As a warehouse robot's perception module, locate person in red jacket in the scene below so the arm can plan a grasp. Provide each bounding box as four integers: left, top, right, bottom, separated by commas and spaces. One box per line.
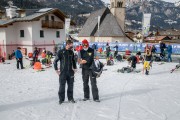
79, 44, 83, 51
75, 45, 79, 52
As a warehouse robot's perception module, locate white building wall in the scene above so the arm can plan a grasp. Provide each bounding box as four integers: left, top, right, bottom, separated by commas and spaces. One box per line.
0, 29, 6, 57
3, 25, 16, 55
78, 37, 95, 42
15, 22, 33, 54
4, 22, 33, 55
32, 14, 65, 53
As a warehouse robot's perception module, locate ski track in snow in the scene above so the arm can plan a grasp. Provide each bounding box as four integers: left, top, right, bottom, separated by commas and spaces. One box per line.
0, 59, 180, 120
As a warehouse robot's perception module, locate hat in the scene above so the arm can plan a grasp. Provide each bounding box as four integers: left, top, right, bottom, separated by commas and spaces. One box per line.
82, 39, 89, 47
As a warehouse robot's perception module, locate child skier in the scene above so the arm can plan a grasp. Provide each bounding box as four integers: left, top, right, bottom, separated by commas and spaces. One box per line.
143, 49, 152, 75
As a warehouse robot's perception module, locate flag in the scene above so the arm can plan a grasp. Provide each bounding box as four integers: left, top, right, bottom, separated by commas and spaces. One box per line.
65, 18, 71, 40
142, 13, 151, 36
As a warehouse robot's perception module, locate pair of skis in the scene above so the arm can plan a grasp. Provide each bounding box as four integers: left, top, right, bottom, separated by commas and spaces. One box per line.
171, 64, 180, 73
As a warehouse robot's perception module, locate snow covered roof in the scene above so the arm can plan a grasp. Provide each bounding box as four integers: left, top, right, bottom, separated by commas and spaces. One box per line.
0, 8, 74, 27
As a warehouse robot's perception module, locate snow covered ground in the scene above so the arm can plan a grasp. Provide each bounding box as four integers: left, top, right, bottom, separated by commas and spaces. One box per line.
0, 59, 180, 120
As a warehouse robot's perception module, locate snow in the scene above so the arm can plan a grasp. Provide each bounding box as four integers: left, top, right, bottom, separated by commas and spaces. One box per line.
0, 59, 180, 120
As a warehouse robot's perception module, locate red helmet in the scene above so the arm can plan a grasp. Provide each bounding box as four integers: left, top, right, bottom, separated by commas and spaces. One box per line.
82, 39, 89, 47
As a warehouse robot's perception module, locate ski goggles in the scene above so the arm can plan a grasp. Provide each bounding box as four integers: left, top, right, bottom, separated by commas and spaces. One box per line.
82, 44, 88, 47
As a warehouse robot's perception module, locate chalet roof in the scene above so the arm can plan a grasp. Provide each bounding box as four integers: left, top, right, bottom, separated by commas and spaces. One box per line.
159, 29, 180, 36
79, 7, 127, 37
0, 8, 73, 27
156, 36, 171, 41
78, 8, 107, 37
94, 13, 125, 37
145, 36, 171, 41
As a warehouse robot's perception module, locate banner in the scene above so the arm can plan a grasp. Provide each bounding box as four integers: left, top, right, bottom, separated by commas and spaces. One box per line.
65, 18, 71, 40
72, 42, 180, 54
142, 13, 151, 36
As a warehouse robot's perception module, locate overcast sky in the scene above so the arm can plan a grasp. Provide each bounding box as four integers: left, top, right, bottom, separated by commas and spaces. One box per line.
102, 0, 179, 4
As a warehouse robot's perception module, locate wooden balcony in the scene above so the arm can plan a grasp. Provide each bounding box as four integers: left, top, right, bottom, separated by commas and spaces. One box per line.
42, 20, 64, 29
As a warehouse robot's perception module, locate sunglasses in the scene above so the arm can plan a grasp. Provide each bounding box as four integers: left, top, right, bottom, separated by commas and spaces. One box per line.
82, 44, 88, 47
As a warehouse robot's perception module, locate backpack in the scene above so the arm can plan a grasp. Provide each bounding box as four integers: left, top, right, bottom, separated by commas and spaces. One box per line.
90, 60, 104, 78
116, 54, 122, 62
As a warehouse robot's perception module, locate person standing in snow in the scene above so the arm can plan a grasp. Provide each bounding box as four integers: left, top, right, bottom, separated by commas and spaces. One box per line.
78, 39, 100, 102
151, 45, 157, 55
113, 41, 119, 58
106, 43, 111, 59
54, 40, 77, 104
160, 41, 166, 57
143, 49, 152, 75
167, 42, 172, 62
33, 47, 39, 63
15, 47, 24, 69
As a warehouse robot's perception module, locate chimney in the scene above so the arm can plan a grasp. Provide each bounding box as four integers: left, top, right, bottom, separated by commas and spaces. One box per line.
5, 1, 18, 19
16, 9, 26, 18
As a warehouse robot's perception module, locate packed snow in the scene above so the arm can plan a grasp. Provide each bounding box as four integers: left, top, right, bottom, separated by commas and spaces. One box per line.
0, 59, 180, 120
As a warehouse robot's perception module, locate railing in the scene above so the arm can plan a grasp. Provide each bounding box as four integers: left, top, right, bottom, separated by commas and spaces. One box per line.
42, 20, 64, 29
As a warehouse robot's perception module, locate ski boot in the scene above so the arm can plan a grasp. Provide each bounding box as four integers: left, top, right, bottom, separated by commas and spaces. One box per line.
145, 69, 149, 75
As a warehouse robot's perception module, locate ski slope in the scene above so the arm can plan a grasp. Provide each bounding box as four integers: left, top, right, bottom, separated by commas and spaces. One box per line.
0, 59, 180, 120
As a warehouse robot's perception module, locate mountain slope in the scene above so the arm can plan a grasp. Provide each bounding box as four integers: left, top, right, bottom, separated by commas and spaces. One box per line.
126, 0, 180, 30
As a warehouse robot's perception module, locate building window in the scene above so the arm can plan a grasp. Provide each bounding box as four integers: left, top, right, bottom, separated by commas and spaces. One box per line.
20, 30, 24, 37
45, 15, 49, 21
40, 30, 44, 38
117, 2, 123, 7
56, 31, 60, 38
51, 16, 55, 21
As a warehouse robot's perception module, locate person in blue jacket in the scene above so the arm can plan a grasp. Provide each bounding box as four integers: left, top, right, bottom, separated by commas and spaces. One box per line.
167, 43, 172, 62
15, 47, 24, 69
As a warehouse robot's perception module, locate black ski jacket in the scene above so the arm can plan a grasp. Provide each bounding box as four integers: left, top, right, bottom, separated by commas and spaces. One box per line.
54, 49, 77, 72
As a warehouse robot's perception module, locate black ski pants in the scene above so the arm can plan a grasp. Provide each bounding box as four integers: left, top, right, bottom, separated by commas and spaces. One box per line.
58, 71, 74, 101
16, 58, 24, 69
82, 69, 99, 100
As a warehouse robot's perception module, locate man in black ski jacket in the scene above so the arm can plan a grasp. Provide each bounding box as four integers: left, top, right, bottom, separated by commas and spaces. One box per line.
78, 39, 100, 102
54, 40, 77, 104
33, 47, 39, 64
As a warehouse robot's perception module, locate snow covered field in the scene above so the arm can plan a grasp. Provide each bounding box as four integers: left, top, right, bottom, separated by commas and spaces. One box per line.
0, 59, 180, 120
